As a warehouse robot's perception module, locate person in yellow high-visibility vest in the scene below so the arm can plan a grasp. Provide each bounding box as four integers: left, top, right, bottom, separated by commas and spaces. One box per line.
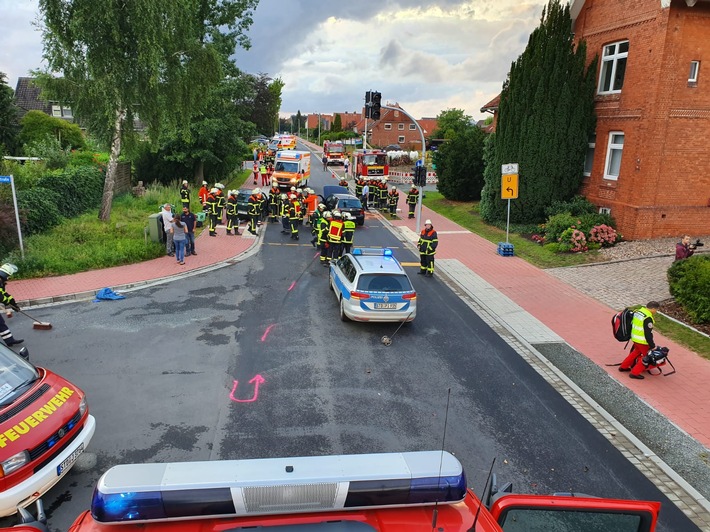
618, 301, 659, 379
327, 210, 344, 261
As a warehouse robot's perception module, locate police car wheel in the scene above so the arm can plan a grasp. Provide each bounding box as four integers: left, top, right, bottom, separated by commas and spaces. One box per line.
340, 297, 349, 322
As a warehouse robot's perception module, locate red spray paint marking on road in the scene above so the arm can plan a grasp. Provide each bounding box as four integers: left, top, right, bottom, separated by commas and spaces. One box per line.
261, 323, 275, 342
230, 375, 265, 403
288, 281, 296, 291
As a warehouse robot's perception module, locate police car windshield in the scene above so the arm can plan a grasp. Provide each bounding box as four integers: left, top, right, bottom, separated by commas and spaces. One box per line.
276, 162, 298, 172
357, 274, 412, 292
0, 346, 39, 405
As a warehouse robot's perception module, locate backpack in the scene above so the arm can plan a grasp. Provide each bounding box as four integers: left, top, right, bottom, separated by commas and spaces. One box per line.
611, 308, 634, 342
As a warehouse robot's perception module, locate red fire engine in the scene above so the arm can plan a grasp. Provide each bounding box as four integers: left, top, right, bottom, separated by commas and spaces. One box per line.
354, 149, 388, 179
15, 451, 660, 532
323, 140, 346, 165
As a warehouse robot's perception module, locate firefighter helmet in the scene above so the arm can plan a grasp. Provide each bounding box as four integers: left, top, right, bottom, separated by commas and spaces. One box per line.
324, 211, 332, 218
253, 188, 261, 194
210, 188, 218, 193
0, 263, 18, 280
333, 210, 342, 218
280, 193, 287, 200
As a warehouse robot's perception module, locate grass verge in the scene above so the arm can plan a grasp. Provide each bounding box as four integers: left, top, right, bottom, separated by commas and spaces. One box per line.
423, 191, 710, 359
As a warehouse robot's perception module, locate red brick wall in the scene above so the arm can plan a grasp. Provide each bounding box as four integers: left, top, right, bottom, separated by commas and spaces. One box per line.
574, 0, 710, 239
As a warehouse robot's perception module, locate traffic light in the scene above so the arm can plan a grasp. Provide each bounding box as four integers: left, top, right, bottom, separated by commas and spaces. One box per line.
412, 165, 427, 186
371, 92, 381, 120
365, 91, 372, 118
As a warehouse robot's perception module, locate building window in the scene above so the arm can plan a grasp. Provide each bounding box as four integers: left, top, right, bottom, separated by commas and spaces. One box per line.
398, 135, 405, 143
689, 60, 700, 83
51, 104, 62, 117
583, 134, 596, 176
384, 123, 392, 130
599, 207, 611, 215
409, 124, 416, 130
62, 107, 73, 118
394, 110, 399, 117
598, 40, 628, 94
603, 132, 624, 181
398, 123, 404, 130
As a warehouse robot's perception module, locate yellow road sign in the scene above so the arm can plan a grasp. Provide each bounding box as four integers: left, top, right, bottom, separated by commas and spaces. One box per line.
501, 173, 519, 199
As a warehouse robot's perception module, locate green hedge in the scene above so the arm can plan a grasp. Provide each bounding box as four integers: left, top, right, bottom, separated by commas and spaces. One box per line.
667, 255, 710, 324
36, 165, 104, 218
16, 187, 63, 235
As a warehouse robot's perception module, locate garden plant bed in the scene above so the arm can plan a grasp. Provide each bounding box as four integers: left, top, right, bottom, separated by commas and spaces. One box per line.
660, 299, 710, 337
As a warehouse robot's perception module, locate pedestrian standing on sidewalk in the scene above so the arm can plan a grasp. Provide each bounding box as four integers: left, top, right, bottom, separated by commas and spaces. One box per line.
180, 206, 197, 255
0, 264, 23, 347
618, 301, 659, 379
343, 156, 349, 176
161, 203, 175, 256
170, 215, 188, 265
418, 219, 438, 277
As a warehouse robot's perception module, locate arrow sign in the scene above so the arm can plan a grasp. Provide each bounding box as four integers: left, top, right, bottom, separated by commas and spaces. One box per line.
501, 173, 519, 199
230, 374, 265, 403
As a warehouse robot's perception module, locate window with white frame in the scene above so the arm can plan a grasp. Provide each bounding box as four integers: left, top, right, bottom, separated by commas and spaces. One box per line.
398, 123, 404, 130
689, 60, 700, 83
409, 124, 416, 130
394, 110, 399, 117
398, 135, 405, 143
603, 132, 624, 180
583, 134, 596, 176
51, 104, 62, 117
384, 123, 392, 130
598, 40, 628, 94
62, 107, 73, 118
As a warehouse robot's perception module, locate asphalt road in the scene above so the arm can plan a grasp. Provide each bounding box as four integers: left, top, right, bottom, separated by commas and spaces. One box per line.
2, 154, 699, 531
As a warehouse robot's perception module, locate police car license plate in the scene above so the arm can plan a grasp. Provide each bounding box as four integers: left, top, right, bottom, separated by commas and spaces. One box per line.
375, 303, 397, 309
57, 443, 84, 476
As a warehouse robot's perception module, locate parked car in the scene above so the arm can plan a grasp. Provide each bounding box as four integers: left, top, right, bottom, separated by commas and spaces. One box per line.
383, 144, 402, 152
321, 193, 365, 226
236, 190, 251, 221
329, 248, 416, 322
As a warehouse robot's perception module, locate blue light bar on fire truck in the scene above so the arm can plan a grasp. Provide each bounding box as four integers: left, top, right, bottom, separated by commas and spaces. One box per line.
91, 451, 466, 524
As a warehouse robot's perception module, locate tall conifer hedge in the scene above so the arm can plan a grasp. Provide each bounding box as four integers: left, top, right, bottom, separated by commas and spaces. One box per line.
480, 0, 597, 224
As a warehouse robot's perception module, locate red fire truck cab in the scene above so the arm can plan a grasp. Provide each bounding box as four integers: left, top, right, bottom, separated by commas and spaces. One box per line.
34, 451, 660, 532
0, 345, 95, 518
354, 149, 388, 179
324, 141, 346, 165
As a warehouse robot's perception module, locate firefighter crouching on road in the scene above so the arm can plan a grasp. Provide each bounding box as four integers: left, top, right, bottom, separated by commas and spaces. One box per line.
407, 185, 418, 219
319, 211, 332, 265
418, 219, 438, 277
618, 301, 660, 379
206, 188, 219, 237
0, 264, 23, 347
342, 213, 356, 254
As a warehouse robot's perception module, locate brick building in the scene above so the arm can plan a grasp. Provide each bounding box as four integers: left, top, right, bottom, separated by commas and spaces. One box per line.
572, 0, 710, 239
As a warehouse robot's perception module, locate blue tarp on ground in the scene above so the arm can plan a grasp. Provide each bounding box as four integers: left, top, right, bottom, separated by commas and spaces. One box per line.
93, 287, 125, 302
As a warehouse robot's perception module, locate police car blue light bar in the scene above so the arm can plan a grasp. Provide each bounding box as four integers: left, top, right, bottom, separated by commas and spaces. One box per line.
352, 247, 393, 257
91, 451, 466, 523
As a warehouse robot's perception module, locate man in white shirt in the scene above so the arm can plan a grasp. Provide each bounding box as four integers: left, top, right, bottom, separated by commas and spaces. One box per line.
161, 203, 174, 256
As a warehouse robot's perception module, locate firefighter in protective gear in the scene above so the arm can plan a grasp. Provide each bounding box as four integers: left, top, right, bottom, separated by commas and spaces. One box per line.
339, 178, 349, 188
388, 186, 399, 217
355, 177, 364, 199
288, 196, 301, 240
311, 203, 326, 247
257, 189, 268, 223
225, 190, 240, 235
378, 179, 388, 210
328, 210, 344, 260
418, 219, 438, 276
180, 180, 191, 209
407, 185, 418, 219
0, 264, 23, 346
198, 181, 209, 207
269, 182, 281, 222
215, 184, 226, 224
319, 212, 332, 265
342, 212, 356, 254
618, 301, 660, 379
280, 193, 290, 233
206, 188, 220, 236
247, 188, 261, 235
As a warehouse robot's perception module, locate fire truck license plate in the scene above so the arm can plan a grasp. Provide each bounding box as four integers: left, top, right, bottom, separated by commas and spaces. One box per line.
57, 443, 84, 476
375, 303, 397, 309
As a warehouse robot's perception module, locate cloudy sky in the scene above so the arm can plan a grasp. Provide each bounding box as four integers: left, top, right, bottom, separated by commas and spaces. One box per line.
0, 0, 549, 121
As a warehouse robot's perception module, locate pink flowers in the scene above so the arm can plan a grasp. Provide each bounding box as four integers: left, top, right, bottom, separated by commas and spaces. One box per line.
589, 224, 618, 247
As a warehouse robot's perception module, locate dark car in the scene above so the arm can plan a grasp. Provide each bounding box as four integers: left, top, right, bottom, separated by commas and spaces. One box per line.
321, 193, 365, 226
236, 190, 251, 220
383, 144, 402, 152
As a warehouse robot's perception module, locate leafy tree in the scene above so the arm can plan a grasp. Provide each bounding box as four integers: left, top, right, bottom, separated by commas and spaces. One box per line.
36, 0, 258, 221
0, 72, 19, 155
332, 113, 342, 133
479, 0, 597, 224
18, 110, 85, 151
432, 109, 486, 200
245, 73, 283, 136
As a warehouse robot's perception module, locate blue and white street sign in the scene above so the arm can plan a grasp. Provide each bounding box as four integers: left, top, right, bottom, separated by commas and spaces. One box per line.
0, 175, 11, 183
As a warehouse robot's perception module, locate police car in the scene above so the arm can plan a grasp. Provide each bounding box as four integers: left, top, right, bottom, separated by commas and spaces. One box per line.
329, 248, 416, 322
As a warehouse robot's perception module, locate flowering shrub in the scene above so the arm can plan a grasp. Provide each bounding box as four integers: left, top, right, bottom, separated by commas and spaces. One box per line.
589, 224, 618, 247
558, 227, 588, 252
531, 234, 545, 245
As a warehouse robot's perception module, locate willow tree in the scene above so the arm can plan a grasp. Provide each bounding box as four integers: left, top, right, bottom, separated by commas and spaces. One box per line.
36, 0, 258, 221
479, 0, 597, 224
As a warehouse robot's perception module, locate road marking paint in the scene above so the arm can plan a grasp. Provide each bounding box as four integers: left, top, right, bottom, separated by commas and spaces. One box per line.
288, 281, 296, 291
229, 375, 265, 403
261, 323, 275, 342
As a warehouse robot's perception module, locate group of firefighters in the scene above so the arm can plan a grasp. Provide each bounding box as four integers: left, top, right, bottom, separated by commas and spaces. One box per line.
352, 177, 420, 219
